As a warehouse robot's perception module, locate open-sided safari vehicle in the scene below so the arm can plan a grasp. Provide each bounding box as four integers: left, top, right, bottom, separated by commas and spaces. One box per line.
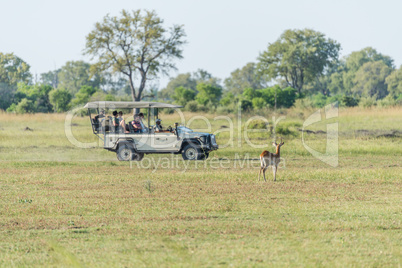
84, 101, 218, 161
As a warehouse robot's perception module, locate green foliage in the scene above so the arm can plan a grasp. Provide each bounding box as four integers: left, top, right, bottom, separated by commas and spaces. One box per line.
0, 52, 31, 86
341, 95, 359, 107
345, 47, 394, 72
10, 83, 53, 113
15, 98, 35, 114
195, 83, 222, 106
359, 95, 377, 108
71, 85, 97, 107
352, 61, 392, 99
242, 87, 261, 101
40, 69, 60, 88
105, 94, 116, 101
185, 100, 198, 112
385, 66, 402, 97
173, 86, 196, 106
258, 28, 340, 93
311, 93, 328, 108
224, 62, 265, 95
239, 99, 252, 111
252, 97, 266, 109
159, 73, 196, 100
58, 61, 101, 94
242, 86, 297, 109
49, 89, 72, 112
0, 53, 31, 110
85, 9, 186, 101
219, 92, 235, 107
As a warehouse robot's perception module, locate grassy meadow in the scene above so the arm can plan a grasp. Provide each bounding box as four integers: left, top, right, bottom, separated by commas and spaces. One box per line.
0, 107, 401, 267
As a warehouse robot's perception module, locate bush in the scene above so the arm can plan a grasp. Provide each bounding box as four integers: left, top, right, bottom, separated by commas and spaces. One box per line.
377, 95, 397, 107
252, 97, 267, 109
15, 98, 35, 114
359, 96, 377, 108
239, 100, 252, 111
311, 93, 327, 107
185, 100, 198, 112
341, 95, 359, 107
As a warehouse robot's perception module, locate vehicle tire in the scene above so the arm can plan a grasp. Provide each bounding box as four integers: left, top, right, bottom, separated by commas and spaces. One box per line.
202, 152, 209, 160
182, 144, 202, 160
132, 152, 144, 161
116, 143, 135, 161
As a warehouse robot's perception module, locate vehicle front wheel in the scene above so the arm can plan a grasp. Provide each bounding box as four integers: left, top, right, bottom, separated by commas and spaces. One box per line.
132, 152, 144, 161
201, 152, 209, 160
182, 144, 202, 160
116, 143, 135, 161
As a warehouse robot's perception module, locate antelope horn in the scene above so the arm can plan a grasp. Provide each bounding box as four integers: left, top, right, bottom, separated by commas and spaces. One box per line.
280, 137, 282, 143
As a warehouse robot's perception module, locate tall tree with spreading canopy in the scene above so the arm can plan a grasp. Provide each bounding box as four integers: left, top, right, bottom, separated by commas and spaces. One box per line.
84, 9, 186, 106
0, 52, 31, 110
224, 62, 266, 95
258, 29, 340, 94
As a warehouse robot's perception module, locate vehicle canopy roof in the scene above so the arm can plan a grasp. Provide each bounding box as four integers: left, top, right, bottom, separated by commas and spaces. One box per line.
84, 101, 183, 109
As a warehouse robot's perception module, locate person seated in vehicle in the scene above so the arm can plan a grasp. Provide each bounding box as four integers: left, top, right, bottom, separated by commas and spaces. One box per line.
94, 109, 105, 121
154, 119, 164, 132
93, 109, 105, 132
138, 112, 148, 133
118, 111, 130, 133
130, 114, 142, 133
111, 110, 120, 132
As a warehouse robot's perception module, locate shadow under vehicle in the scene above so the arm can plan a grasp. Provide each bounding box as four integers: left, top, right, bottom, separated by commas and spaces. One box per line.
84, 101, 218, 161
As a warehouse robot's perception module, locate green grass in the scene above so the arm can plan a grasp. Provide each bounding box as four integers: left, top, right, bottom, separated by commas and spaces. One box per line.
0, 108, 401, 267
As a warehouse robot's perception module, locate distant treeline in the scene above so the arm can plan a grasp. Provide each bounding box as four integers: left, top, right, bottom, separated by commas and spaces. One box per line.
1, 14, 402, 114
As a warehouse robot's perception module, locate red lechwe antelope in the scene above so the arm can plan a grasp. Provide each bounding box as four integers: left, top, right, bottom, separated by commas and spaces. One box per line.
258, 138, 285, 181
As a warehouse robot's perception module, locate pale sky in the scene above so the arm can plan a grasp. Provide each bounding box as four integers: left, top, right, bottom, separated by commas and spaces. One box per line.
1, 0, 401, 89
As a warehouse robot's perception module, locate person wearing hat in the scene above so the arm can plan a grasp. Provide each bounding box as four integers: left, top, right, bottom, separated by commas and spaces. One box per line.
154, 118, 163, 132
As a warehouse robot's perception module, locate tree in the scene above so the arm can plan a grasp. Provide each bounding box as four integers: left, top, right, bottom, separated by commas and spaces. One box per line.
385, 65, 402, 98
193, 69, 221, 88
71, 85, 97, 106
40, 69, 60, 88
158, 73, 196, 100
352, 61, 392, 99
12, 83, 53, 113
172, 86, 196, 106
258, 29, 340, 94
0, 53, 31, 85
0, 52, 31, 110
195, 83, 222, 106
342, 47, 394, 94
49, 88, 72, 112
58, 61, 101, 94
224, 62, 265, 95
85, 9, 186, 106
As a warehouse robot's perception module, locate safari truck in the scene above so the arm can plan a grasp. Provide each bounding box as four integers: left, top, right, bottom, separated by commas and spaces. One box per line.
84, 101, 218, 161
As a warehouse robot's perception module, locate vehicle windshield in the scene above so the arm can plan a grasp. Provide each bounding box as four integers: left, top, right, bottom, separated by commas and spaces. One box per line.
178, 126, 193, 133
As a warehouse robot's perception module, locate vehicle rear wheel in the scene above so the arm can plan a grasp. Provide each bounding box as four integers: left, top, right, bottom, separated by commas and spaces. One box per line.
116, 143, 135, 161
182, 144, 202, 160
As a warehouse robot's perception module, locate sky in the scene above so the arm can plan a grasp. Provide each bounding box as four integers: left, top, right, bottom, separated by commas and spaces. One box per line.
1, 0, 402, 89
